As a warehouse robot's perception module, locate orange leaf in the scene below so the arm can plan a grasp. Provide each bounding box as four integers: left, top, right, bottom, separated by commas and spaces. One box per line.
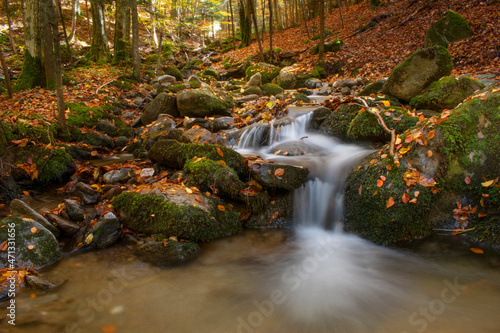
380, 175, 386, 181
469, 248, 484, 254
409, 198, 418, 204
402, 193, 410, 204
216, 147, 224, 157
464, 176, 471, 185
386, 164, 392, 171
478, 213, 487, 218
427, 130, 435, 140
31, 227, 38, 234
28, 245, 34, 250
274, 168, 285, 177
0, 241, 7, 251
376, 179, 384, 187
217, 205, 226, 211
404, 134, 413, 143
414, 191, 420, 197
194, 196, 202, 203
386, 197, 395, 208
101, 325, 117, 333
427, 150, 433, 157
23, 191, 30, 196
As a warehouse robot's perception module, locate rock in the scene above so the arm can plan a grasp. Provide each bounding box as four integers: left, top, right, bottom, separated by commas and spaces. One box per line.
181, 127, 222, 145
184, 158, 245, 200
424, 10, 473, 48
305, 78, 322, 89
245, 194, 294, 229
332, 79, 358, 88
268, 140, 324, 156
382, 45, 453, 101
357, 80, 386, 96
213, 117, 234, 131
340, 87, 351, 96
187, 75, 203, 86
115, 136, 129, 148
177, 87, 234, 117
0, 216, 61, 269
102, 186, 124, 201
64, 199, 84, 222
245, 72, 262, 87
45, 213, 81, 236
262, 83, 284, 96
277, 67, 297, 89
245, 63, 280, 84
84, 212, 121, 249
242, 86, 263, 96
142, 115, 177, 135
235, 94, 260, 103
185, 118, 215, 132
25, 275, 62, 290
409, 76, 485, 111
318, 83, 332, 95
9, 199, 59, 237
113, 189, 242, 241
224, 60, 252, 79
320, 104, 363, 142
248, 161, 308, 190
103, 168, 133, 184
170, 170, 187, 183
148, 140, 245, 174
142, 93, 179, 126
135, 239, 200, 265
82, 131, 114, 148
310, 107, 332, 130
75, 182, 100, 204
96, 119, 118, 136
162, 65, 184, 82
310, 39, 343, 55
154, 74, 177, 85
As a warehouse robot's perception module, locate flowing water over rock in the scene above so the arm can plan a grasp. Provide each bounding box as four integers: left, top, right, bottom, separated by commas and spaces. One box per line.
4, 106, 500, 332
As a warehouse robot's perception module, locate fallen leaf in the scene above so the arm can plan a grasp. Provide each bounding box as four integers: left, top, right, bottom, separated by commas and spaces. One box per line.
409, 198, 418, 204
217, 205, 226, 211
469, 248, 484, 254
399, 146, 411, 154
427, 130, 435, 140
30, 227, 38, 234
28, 245, 34, 250
274, 168, 285, 177
386, 164, 392, 171
404, 134, 413, 143
194, 196, 202, 203
381, 154, 387, 158
402, 193, 410, 204
381, 100, 391, 107
377, 179, 384, 187
481, 178, 498, 187
358, 185, 363, 195
414, 191, 420, 197
478, 213, 487, 218
0, 241, 7, 251
23, 191, 30, 196
216, 147, 224, 157
464, 176, 471, 185
427, 150, 433, 157
386, 197, 395, 208
101, 325, 117, 333
185, 187, 193, 194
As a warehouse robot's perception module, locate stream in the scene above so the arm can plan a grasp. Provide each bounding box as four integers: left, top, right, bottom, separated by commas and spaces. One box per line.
3, 100, 500, 333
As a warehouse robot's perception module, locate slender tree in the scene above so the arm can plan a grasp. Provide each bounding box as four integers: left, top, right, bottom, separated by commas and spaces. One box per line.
318, 0, 325, 63
131, 0, 140, 80
268, 0, 273, 61
69, 0, 80, 41
250, 0, 264, 60
3, 0, 17, 54
113, 0, 131, 64
0, 47, 13, 98
238, 0, 252, 48
89, 0, 109, 61
229, 0, 236, 49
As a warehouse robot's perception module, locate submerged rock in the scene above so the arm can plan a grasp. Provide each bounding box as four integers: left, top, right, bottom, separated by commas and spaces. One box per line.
268, 140, 324, 156
0, 216, 61, 269
135, 238, 200, 265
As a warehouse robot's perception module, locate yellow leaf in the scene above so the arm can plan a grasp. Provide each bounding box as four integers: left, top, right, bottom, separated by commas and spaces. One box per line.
399, 146, 411, 154
30, 227, 38, 234
185, 187, 193, 194
381, 100, 391, 107
217, 160, 228, 167
85, 233, 93, 244
481, 179, 497, 187
395, 137, 402, 145
427, 150, 433, 157
427, 130, 435, 140
386, 197, 395, 208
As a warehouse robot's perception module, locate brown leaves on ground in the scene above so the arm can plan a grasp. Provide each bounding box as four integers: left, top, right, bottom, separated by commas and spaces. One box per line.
453, 202, 477, 229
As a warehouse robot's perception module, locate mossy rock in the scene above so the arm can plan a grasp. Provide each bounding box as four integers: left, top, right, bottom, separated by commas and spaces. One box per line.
65, 103, 108, 128
135, 239, 201, 265
249, 162, 308, 190
202, 68, 220, 80
145, 54, 160, 64
290, 92, 311, 103
163, 65, 184, 82
357, 80, 386, 97
176, 87, 234, 117
184, 158, 245, 200
167, 83, 189, 93
148, 140, 245, 174
310, 39, 343, 55
382, 45, 453, 101
424, 10, 473, 48
262, 83, 284, 96
113, 191, 241, 242
320, 104, 362, 141
111, 79, 133, 92
142, 93, 179, 125
409, 76, 485, 111
344, 153, 434, 244
311, 30, 333, 41
242, 86, 262, 96
245, 62, 280, 85
0, 216, 61, 269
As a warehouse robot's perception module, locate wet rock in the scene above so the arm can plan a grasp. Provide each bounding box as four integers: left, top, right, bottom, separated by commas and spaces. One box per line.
75, 182, 100, 204
45, 213, 81, 236
268, 140, 324, 156
9, 199, 59, 237
84, 212, 121, 249
320, 104, 362, 142
0, 216, 61, 269
135, 238, 200, 265
114, 189, 242, 241
424, 10, 473, 48
181, 127, 222, 145
142, 93, 179, 125
82, 131, 114, 148
305, 78, 322, 89
310, 106, 332, 130
177, 87, 234, 117
96, 119, 119, 136
248, 161, 308, 190
245, 194, 294, 229
333, 79, 358, 88
409, 76, 485, 111
64, 199, 84, 222
148, 140, 245, 174
26, 275, 63, 290
102, 186, 124, 201
245, 72, 262, 87
357, 80, 386, 96
382, 45, 453, 101
185, 118, 215, 132
103, 168, 133, 184
170, 170, 187, 183
115, 136, 129, 148
213, 117, 234, 132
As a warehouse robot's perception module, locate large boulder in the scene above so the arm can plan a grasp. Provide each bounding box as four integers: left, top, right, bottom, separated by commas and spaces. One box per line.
180, 127, 222, 145
245, 62, 280, 85
409, 76, 485, 111
176, 87, 234, 117
113, 189, 241, 242
248, 161, 309, 190
142, 93, 179, 125
344, 90, 500, 247
0, 216, 61, 269
424, 10, 473, 48
382, 45, 453, 101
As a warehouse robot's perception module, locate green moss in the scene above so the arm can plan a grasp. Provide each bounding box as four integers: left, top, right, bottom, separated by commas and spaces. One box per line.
203, 68, 219, 80
245, 63, 280, 84
167, 83, 188, 93
2, 121, 58, 144
189, 80, 201, 89
242, 86, 262, 96
311, 30, 333, 40
65, 103, 108, 128
262, 83, 284, 96
291, 92, 311, 103
357, 80, 385, 97
163, 65, 184, 82
184, 158, 245, 199
113, 192, 241, 241
310, 39, 343, 55
111, 79, 133, 92
145, 54, 159, 64
424, 10, 473, 48
14, 50, 45, 91
320, 104, 362, 141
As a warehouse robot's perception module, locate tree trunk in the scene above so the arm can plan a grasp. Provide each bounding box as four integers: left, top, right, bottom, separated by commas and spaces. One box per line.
4, 0, 17, 54
273, 0, 281, 30
250, 0, 264, 60
55, 0, 73, 65
131, 0, 140, 80
318, 0, 325, 63
268, 0, 273, 60
238, 0, 252, 48
338, 0, 344, 28
261, 0, 265, 38
229, 0, 236, 49
69, 0, 80, 41
0, 48, 13, 98
300, 0, 310, 38
113, 0, 131, 64
89, 0, 109, 62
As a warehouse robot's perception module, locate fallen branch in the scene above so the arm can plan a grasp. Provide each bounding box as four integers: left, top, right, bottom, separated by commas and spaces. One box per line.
96, 79, 116, 94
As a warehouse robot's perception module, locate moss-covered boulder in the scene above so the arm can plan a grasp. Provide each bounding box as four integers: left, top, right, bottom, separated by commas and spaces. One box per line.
277, 67, 297, 89
245, 62, 280, 85
424, 10, 473, 48
0, 216, 61, 269
409, 76, 485, 111
357, 80, 386, 97
382, 46, 453, 101
249, 161, 308, 190
176, 87, 234, 117
163, 65, 184, 82
184, 158, 245, 200
320, 104, 363, 142
242, 86, 262, 96
262, 83, 284, 96
142, 93, 179, 125
310, 39, 343, 55
113, 189, 241, 241
148, 140, 245, 174
9, 199, 59, 236
202, 68, 220, 80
